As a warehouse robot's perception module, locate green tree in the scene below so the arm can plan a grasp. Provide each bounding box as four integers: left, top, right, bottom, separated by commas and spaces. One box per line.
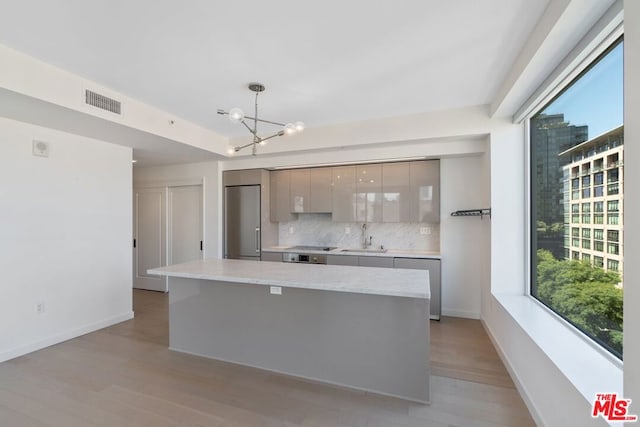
536, 220, 548, 234
535, 249, 623, 355
549, 222, 564, 235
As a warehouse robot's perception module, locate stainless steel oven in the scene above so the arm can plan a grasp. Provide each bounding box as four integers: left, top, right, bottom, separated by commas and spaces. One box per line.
282, 253, 327, 264
281, 246, 336, 264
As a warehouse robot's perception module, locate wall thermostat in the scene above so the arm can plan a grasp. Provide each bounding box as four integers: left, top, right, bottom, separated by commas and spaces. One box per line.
32, 140, 50, 157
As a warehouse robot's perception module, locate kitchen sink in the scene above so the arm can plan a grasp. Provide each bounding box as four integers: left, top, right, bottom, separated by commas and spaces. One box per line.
341, 248, 388, 253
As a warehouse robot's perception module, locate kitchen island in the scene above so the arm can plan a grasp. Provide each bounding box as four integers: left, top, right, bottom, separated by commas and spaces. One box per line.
148, 258, 430, 403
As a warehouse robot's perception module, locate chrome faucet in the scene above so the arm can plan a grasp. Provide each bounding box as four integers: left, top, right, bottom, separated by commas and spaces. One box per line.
361, 223, 367, 248
361, 223, 372, 249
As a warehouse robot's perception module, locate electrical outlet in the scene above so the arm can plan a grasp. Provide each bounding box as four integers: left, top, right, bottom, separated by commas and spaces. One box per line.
36, 302, 45, 314
420, 227, 432, 235
345, 227, 351, 235
270, 286, 282, 295
289, 226, 294, 234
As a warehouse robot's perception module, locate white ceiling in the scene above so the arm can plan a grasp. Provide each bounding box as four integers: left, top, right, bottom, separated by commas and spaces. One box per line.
0, 0, 550, 141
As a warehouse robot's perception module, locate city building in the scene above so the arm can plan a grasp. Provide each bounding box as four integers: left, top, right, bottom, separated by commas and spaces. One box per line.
560, 125, 624, 278
531, 113, 588, 258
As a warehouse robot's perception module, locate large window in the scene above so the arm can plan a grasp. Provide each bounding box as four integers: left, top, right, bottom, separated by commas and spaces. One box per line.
530, 38, 624, 358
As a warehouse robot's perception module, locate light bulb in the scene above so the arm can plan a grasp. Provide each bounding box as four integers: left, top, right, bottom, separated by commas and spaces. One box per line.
294, 121, 305, 132
259, 139, 267, 146
226, 147, 236, 155
284, 123, 296, 135
228, 107, 244, 123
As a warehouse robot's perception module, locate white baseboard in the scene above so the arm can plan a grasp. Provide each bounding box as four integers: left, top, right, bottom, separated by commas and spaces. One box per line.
442, 308, 480, 319
0, 311, 134, 363
480, 318, 545, 427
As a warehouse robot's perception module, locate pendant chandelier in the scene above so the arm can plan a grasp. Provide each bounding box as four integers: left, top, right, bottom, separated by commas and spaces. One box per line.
218, 83, 304, 156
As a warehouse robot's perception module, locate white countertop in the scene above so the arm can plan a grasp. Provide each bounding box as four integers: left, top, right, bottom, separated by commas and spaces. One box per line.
148, 258, 429, 299
262, 246, 441, 259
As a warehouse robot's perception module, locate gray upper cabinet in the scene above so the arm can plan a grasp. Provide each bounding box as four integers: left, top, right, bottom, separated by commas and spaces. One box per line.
268, 160, 440, 223
309, 168, 333, 213
356, 164, 382, 222
331, 166, 357, 222
270, 170, 296, 222
223, 169, 263, 186
410, 160, 440, 223
382, 162, 411, 222
289, 169, 310, 213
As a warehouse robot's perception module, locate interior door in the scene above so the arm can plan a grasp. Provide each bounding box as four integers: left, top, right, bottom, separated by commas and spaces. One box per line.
168, 185, 203, 265
133, 188, 167, 291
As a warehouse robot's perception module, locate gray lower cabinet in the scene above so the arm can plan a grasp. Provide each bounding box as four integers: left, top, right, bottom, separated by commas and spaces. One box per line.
358, 256, 394, 268
394, 257, 441, 320
261, 251, 283, 262
327, 254, 359, 266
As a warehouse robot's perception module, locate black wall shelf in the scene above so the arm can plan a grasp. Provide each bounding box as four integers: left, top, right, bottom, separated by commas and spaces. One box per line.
450, 208, 491, 219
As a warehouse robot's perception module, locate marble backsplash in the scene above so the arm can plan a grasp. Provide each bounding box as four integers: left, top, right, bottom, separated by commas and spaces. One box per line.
277, 213, 440, 251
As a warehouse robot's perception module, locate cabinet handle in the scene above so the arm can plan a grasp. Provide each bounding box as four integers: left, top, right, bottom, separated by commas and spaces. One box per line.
200, 240, 203, 251
133, 238, 136, 248
255, 227, 261, 253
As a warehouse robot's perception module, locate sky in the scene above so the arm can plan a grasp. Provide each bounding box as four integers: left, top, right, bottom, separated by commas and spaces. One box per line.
542, 40, 623, 139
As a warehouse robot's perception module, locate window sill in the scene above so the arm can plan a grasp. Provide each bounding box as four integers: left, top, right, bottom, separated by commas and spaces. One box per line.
493, 293, 622, 402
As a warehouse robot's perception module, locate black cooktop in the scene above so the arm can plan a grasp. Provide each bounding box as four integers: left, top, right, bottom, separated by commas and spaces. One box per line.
288, 245, 337, 252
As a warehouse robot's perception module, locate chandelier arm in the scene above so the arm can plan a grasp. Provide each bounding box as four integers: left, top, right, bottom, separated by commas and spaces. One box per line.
260, 130, 286, 143
242, 116, 286, 127
240, 120, 257, 135
235, 140, 256, 151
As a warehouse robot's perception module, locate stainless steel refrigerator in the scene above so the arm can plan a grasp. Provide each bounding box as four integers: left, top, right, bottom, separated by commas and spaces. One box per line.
224, 185, 261, 260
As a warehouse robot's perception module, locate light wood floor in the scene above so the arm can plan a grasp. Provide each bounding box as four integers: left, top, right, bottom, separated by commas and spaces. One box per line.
0, 290, 535, 427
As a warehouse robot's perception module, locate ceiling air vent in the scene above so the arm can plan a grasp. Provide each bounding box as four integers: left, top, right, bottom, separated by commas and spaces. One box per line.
85, 89, 121, 115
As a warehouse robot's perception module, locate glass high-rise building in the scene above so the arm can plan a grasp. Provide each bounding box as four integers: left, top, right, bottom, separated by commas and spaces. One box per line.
531, 113, 588, 258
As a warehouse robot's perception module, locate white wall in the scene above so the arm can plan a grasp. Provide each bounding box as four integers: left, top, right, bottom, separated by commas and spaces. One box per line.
132, 162, 220, 259
0, 117, 133, 362
623, 0, 640, 409
0, 43, 227, 155
482, 121, 596, 426
478, 15, 640, 422
440, 154, 491, 319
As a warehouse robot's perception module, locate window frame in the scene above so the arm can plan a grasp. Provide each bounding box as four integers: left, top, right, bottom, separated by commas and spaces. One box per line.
527, 35, 624, 360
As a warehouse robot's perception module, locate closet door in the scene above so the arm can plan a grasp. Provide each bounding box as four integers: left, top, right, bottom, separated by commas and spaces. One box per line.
168, 185, 203, 265
133, 188, 166, 291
